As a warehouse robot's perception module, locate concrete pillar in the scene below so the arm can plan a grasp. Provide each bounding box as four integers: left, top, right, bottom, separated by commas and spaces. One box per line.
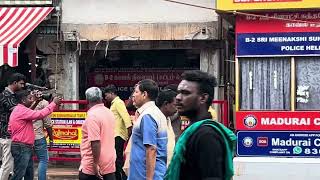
200, 48, 222, 121
62, 44, 79, 101
200, 48, 220, 100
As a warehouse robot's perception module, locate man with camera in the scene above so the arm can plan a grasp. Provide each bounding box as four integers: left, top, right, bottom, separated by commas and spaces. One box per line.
8, 89, 61, 180
25, 80, 55, 180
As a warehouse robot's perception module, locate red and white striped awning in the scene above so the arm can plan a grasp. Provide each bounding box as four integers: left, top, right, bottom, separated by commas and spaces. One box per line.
0, 7, 53, 67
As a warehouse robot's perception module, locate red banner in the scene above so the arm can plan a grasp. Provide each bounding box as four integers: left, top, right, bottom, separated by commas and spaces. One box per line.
236, 111, 320, 131
236, 11, 320, 33
88, 68, 194, 87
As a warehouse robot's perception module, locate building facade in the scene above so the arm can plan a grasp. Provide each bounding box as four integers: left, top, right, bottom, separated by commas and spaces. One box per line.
0, 0, 233, 120
53, 0, 227, 102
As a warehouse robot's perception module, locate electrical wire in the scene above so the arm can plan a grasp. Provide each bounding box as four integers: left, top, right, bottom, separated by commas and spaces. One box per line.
163, 0, 215, 10
162, 0, 320, 24
54, 7, 60, 92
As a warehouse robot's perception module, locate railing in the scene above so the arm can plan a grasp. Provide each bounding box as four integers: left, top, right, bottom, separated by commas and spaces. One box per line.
40, 99, 229, 162
34, 100, 88, 162
213, 100, 229, 127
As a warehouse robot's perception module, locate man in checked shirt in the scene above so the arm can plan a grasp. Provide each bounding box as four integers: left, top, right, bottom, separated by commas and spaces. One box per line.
0, 73, 26, 180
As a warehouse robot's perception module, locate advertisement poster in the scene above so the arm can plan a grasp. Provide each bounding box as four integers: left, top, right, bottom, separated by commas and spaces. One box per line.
236, 12, 320, 56
88, 68, 195, 99
237, 131, 320, 157
49, 112, 86, 149
236, 111, 320, 131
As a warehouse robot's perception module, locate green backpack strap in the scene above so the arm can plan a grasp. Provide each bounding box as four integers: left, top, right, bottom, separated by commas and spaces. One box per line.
165, 119, 236, 180
204, 120, 237, 180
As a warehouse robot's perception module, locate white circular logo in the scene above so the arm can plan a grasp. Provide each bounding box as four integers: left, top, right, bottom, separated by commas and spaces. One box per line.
243, 137, 253, 147
244, 115, 257, 128
94, 74, 104, 86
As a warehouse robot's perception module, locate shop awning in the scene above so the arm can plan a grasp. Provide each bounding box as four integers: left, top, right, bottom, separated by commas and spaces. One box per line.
0, 1, 52, 5
0, 7, 53, 67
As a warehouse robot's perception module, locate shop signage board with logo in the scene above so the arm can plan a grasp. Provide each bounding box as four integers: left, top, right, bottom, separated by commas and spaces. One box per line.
237, 131, 320, 157
236, 112, 320, 157
236, 111, 320, 131
236, 11, 320, 56
49, 112, 86, 149
234, 11, 320, 158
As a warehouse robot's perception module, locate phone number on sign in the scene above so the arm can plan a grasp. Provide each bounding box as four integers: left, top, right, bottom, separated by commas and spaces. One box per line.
304, 148, 320, 155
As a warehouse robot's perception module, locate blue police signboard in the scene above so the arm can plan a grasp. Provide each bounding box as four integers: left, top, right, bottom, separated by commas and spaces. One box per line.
236, 12, 320, 57
237, 32, 320, 56
237, 131, 320, 157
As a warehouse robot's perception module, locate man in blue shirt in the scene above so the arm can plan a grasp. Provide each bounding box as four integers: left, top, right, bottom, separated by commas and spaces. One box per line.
128, 79, 168, 180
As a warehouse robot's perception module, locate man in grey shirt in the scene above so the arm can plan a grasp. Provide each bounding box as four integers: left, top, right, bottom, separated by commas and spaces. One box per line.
33, 99, 54, 180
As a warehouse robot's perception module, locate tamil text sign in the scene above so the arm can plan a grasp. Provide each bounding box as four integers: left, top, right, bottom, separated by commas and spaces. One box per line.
88, 68, 195, 99
236, 12, 320, 56
49, 112, 86, 149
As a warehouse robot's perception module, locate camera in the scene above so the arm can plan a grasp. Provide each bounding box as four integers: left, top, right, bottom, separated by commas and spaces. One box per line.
25, 83, 53, 101
40, 93, 53, 101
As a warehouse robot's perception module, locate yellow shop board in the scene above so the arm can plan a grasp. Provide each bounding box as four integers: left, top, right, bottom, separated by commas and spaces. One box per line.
51, 127, 82, 144
50, 112, 86, 119
217, 0, 320, 11
49, 112, 86, 145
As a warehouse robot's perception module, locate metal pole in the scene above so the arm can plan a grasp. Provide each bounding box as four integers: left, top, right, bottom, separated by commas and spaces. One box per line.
28, 33, 37, 83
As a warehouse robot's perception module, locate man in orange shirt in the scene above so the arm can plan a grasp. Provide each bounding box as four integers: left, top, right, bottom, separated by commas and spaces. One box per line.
79, 87, 116, 180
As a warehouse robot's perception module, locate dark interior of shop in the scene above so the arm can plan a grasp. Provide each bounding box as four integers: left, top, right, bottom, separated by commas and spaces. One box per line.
0, 36, 49, 92
0, 38, 29, 92
79, 49, 201, 100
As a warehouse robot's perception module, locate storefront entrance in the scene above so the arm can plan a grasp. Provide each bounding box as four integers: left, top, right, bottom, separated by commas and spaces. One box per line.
79, 49, 200, 100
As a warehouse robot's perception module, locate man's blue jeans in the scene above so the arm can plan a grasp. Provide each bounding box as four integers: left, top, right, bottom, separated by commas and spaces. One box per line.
34, 137, 49, 180
10, 142, 34, 180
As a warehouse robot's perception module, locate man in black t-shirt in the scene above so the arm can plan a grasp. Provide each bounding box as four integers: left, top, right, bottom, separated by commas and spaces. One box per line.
175, 70, 225, 180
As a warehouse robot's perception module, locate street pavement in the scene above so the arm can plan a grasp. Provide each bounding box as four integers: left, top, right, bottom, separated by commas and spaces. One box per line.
34, 161, 79, 180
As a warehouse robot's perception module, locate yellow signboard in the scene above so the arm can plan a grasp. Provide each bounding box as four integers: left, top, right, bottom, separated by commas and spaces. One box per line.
50, 112, 87, 118
51, 127, 82, 144
217, 0, 320, 11
49, 112, 86, 145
